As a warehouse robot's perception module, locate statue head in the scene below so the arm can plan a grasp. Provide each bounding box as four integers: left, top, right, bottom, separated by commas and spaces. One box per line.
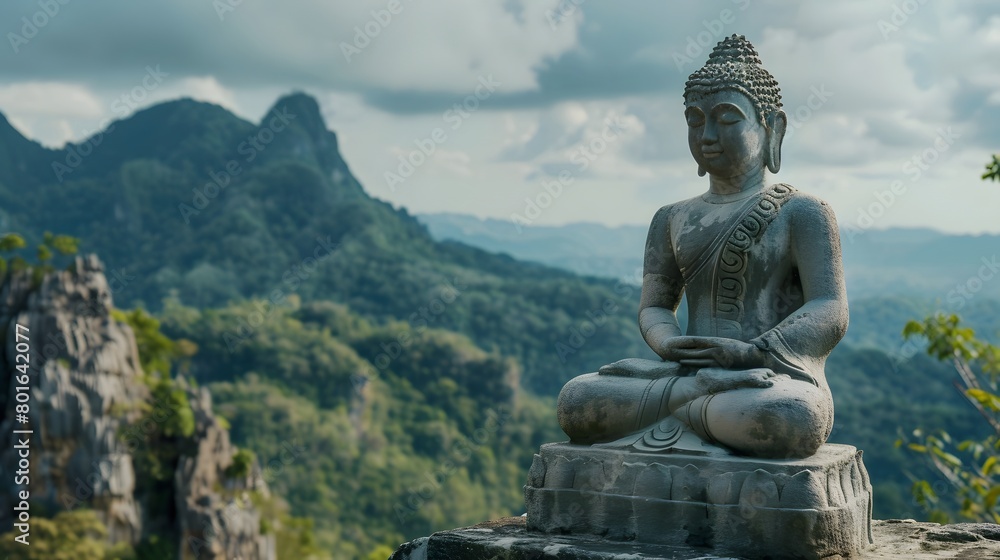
683, 35, 786, 177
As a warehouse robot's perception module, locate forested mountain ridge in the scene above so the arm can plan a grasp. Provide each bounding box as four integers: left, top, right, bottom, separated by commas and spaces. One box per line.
0, 95, 652, 395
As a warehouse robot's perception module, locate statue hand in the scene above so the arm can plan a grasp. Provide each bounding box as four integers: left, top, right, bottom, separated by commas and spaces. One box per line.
662, 336, 763, 369
598, 358, 681, 379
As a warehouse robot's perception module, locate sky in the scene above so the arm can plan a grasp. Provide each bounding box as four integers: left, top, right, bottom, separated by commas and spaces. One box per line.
1, 0, 999, 235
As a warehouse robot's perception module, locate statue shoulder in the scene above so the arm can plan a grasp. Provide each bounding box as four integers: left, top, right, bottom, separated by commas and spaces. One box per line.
784, 185, 834, 218
647, 201, 687, 238
779, 187, 840, 232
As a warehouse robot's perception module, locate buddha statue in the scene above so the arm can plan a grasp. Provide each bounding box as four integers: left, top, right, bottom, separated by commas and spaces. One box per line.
556, 34, 848, 460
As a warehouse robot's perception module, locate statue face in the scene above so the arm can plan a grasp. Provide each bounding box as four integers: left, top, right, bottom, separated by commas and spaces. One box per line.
685, 89, 768, 179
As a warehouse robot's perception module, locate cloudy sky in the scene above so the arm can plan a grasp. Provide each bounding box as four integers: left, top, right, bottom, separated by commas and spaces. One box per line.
2, 0, 999, 236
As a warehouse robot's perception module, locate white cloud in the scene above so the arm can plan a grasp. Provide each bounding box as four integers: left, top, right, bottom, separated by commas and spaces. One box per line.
0, 82, 103, 118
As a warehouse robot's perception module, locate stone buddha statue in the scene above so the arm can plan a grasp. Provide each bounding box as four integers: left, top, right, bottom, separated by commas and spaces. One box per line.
557, 34, 848, 460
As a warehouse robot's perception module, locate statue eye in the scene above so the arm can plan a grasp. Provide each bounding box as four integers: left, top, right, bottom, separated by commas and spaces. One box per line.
719, 111, 743, 125
685, 111, 705, 127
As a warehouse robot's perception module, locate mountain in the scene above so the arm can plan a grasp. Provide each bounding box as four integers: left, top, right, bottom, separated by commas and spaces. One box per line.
0, 95, 652, 396
417, 213, 1000, 303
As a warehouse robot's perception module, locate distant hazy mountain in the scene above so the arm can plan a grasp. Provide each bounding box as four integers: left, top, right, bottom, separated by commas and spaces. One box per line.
417, 212, 1000, 304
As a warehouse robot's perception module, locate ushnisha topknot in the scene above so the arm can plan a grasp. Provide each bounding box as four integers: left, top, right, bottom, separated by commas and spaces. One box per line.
684, 34, 782, 124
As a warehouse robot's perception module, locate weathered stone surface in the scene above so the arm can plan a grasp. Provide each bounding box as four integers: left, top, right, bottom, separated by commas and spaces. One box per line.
0, 256, 148, 544
391, 517, 1000, 559
523, 442, 871, 559
175, 378, 276, 560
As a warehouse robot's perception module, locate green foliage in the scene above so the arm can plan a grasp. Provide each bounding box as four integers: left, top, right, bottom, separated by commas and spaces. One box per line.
900, 313, 1000, 522
160, 294, 565, 558
37, 243, 53, 264
0, 232, 25, 252
112, 307, 199, 379
146, 376, 196, 439
112, 308, 177, 375
9, 255, 27, 274
984, 154, 1000, 182
133, 534, 173, 560
275, 516, 323, 560
36, 232, 79, 268
0, 509, 135, 559
45, 231, 80, 255
365, 544, 396, 560
225, 448, 255, 479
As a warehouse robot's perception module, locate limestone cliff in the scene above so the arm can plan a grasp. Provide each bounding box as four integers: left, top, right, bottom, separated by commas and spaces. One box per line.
175, 377, 274, 559
0, 256, 275, 559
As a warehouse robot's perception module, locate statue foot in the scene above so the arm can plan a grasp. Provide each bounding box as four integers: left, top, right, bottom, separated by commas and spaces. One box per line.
598, 358, 683, 379
694, 367, 786, 394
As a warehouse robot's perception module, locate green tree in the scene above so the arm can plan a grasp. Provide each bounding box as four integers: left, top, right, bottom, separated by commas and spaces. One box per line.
112, 308, 178, 376
37, 243, 53, 265
899, 314, 1000, 522
0, 509, 136, 559
0, 232, 26, 277
901, 157, 1000, 522
0, 232, 25, 252
984, 154, 1000, 182
46, 231, 81, 256
365, 544, 396, 560
225, 448, 255, 479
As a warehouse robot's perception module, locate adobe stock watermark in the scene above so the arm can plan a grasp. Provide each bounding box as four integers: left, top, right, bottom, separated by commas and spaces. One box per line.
510, 116, 627, 233
671, 0, 751, 72
545, 0, 585, 29
223, 235, 340, 352
178, 106, 296, 223
340, 0, 410, 63
555, 267, 639, 363
783, 85, 834, 139
394, 406, 512, 525
888, 254, 1000, 372
843, 127, 960, 244
383, 75, 500, 192
878, 0, 929, 41
52, 65, 170, 183
7, 0, 72, 54
32, 267, 136, 377
946, 256, 1000, 311
213, 0, 247, 21
62, 387, 189, 510
350, 277, 466, 396
187, 444, 303, 556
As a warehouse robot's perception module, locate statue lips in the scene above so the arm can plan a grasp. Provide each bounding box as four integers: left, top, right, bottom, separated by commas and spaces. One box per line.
702, 149, 723, 159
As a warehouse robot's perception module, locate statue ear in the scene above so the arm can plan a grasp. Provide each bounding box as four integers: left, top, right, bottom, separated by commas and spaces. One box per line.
765, 111, 787, 173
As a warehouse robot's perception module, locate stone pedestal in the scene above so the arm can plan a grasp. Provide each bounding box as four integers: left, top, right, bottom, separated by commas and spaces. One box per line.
523, 442, 872, 559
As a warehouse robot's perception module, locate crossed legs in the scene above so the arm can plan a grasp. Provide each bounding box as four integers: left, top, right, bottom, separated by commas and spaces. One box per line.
557, 367, 833, 459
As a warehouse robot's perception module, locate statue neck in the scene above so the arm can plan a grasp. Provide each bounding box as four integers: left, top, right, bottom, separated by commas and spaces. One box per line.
706, 162, 765, 197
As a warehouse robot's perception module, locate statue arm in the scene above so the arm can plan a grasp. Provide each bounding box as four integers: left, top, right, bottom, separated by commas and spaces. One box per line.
750, 197, 849, 380
638, 206, 686, 360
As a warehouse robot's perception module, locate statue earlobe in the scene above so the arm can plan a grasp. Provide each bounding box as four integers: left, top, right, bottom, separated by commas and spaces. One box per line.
765, 111, 787, 174
698, 165, 706, 177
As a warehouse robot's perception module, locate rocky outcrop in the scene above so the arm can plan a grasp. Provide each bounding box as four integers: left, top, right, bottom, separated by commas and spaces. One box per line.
176, 377, 275, 560
0, 255, 148, 543
390, 517, 1000, 559
0, 256, 274, 559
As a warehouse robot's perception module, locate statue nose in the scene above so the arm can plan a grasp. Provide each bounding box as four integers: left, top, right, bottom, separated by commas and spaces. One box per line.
701, 122, 719, 144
